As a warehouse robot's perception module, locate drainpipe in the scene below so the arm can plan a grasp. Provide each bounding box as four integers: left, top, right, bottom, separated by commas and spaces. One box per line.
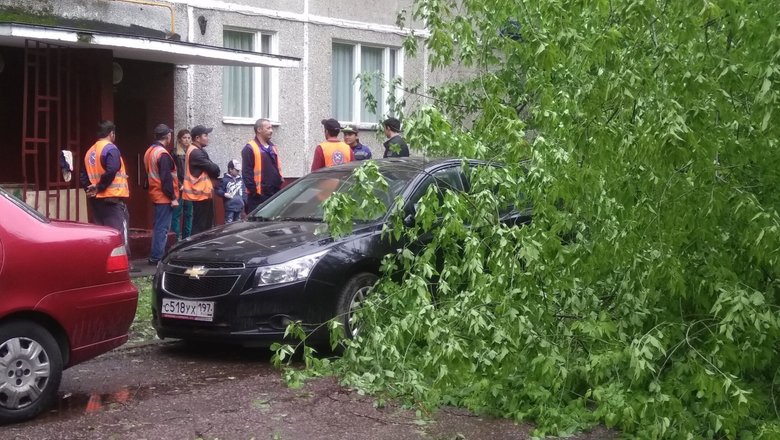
110, 0, 176, 35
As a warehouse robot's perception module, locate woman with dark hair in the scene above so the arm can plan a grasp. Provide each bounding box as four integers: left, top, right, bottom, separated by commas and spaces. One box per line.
170, 129, 193, 239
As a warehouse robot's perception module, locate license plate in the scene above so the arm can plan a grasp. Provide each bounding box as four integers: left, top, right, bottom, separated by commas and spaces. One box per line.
161, 299, 215, 322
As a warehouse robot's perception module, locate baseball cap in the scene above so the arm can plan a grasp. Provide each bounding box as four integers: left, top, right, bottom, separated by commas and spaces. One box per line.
341, 125, 359, 134
153, 123, 173, 137
191, 125, 213, 138
228, 159, 242, 170
383, 117, 401, 132
321, 118, 342, 131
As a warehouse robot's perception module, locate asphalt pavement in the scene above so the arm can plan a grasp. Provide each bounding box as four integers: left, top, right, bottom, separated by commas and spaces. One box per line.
130, 259, 158, 278
4, 341, 615, 439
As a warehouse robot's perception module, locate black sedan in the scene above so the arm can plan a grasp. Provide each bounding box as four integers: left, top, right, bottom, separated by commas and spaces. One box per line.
151, 158, 528, 346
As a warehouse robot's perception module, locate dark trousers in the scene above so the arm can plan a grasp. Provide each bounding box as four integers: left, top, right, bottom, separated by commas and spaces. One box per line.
150, 203, 173, 262
90, 197, 131, 258
245, 193, 270, 214
191, 199, 214, 236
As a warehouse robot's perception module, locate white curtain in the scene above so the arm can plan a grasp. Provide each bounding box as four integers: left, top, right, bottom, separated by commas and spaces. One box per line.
332, 43, 354, 121
260, 35, 271, 118
360, 46, 384, 123
223, 31, 254, 117
388, 49, 397, 117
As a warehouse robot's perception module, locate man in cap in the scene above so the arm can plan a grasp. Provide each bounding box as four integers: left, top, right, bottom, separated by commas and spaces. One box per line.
80, 120, 135, 270
242, 118, 283, 214
182, 125, 221, 235
382, 117, 410, 158
143, 124, 179, 265
311, 118, 354, 171
341, 125, 372, 161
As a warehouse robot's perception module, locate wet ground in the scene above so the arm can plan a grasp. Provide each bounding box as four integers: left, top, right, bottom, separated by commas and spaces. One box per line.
5, 341, 615, 439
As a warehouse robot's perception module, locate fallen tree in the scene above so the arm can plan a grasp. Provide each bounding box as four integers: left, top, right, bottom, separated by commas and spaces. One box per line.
279, 0, 780, 437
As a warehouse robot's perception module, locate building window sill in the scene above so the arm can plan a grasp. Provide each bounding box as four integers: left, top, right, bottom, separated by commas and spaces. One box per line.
338, 122, 380, 131
222, 117, 280, 126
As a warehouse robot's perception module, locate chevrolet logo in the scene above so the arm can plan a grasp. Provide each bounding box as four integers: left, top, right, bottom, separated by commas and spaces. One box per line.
184, 265, 208, 279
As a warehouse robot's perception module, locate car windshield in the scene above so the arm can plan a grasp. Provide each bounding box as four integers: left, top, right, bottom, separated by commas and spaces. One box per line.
250, 167, 417, 222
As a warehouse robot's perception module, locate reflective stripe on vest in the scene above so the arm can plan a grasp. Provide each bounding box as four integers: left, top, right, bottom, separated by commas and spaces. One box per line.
144, 144, 180, 204
84, 140, 130, 198
181, 145, 213, 201
248, 139, 283, 194
319, 141, 353, 167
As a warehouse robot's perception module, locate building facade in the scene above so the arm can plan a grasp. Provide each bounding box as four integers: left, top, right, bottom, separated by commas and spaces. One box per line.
0, 0, 430, 229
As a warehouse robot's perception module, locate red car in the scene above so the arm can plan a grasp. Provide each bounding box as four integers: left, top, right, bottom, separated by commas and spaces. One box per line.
0, 188, 138, 423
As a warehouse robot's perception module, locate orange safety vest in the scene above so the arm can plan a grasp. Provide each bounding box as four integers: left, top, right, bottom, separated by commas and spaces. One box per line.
143, 143, 180, 204
248, 139, 283, 194
319, 140, 353, 167
84, 140, 130, 198
181, 145, 213, 201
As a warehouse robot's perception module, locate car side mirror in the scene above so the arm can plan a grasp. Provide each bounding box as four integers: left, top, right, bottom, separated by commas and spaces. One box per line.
403, 213, 415, 227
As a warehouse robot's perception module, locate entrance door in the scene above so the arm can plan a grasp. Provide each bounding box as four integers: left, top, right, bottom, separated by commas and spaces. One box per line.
113, 58, 175, 230
21, 40, 83, 221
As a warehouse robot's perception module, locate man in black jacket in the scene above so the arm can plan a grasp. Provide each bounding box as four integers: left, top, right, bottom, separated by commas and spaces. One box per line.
187, 125, 221, 235
382, 117, 410, 158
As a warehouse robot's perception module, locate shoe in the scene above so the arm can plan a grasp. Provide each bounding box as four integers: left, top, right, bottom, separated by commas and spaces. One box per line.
148, 259, 160, 266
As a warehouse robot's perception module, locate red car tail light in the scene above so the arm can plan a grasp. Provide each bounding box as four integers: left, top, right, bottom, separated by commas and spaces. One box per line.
106, 245, 129, 273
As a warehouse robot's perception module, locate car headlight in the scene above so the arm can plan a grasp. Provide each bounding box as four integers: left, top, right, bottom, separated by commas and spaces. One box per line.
254, 250, 329, 286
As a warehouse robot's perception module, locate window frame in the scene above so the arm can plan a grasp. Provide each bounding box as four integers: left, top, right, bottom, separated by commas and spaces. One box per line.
222, 28, 280, 125
332, 41, 404, 127
404, 165, 466, 215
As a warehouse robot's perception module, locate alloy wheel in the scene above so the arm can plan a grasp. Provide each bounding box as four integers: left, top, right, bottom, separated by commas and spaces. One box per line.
0, 337, 51, 410
348, 285, 372, 337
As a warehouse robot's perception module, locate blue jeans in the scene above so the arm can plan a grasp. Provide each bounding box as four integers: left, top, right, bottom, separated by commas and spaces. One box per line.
151, 203, 173, 262
225, 210, 241, 223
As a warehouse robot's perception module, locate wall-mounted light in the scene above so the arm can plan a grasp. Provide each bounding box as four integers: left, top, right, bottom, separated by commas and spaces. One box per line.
112, 62, 124, 85
198, 15, 207, 36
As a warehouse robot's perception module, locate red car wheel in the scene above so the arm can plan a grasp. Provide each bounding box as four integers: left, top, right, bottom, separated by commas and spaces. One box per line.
0, 320, 63, 424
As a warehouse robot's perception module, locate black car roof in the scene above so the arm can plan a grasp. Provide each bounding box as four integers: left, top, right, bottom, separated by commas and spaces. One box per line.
312, 157, 488, 174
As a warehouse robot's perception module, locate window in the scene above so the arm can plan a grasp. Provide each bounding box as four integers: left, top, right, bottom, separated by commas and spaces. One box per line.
406, 167, 465, 214
332, 42, 402, 124
223, 30, 277, 121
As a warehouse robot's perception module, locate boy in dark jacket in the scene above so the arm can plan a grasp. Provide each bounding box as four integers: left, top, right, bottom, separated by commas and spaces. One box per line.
216, 160, 246, 223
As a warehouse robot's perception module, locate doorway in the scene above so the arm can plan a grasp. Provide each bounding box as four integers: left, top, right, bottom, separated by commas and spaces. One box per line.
113, 58, 174, 229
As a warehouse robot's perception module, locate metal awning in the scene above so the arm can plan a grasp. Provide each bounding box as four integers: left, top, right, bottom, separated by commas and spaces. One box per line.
0, 22, 300, 68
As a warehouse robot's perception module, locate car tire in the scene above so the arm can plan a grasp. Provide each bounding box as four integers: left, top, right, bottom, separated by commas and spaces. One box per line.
0, 320, 63, 424
335, 273, 379, 340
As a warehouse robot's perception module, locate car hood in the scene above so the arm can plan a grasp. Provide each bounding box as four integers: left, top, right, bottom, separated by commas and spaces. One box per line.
167, 220, 340, 266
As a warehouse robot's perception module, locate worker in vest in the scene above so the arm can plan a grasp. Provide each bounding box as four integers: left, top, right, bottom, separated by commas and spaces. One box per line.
182, 125, 221, 236
80, 120, 135, 270
143, 124, 179, 265
311, 118, 354, 172
242, 118, 283, 214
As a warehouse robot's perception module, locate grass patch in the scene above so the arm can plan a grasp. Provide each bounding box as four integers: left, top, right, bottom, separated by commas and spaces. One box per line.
130, 276, 156, 343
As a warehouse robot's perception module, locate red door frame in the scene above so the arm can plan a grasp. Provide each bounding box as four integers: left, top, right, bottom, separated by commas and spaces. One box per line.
21, 39, 81, 221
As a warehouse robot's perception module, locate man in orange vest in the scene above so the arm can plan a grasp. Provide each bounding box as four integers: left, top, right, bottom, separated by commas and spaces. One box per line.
182, 125, 221, 236
242, 118, 283, 214
80, 120, 134, 269
143, 124, 179, 265
311, 118, 354, 172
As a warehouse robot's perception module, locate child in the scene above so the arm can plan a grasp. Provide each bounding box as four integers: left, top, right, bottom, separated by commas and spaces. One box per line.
217, 159, 246, 223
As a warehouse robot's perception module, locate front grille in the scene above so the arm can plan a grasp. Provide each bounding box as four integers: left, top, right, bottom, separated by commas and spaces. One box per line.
162, 272, 239, 299
167, 260, 245, 269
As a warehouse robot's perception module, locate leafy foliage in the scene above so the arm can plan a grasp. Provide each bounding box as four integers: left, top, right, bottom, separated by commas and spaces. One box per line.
276, 0, 780, 437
